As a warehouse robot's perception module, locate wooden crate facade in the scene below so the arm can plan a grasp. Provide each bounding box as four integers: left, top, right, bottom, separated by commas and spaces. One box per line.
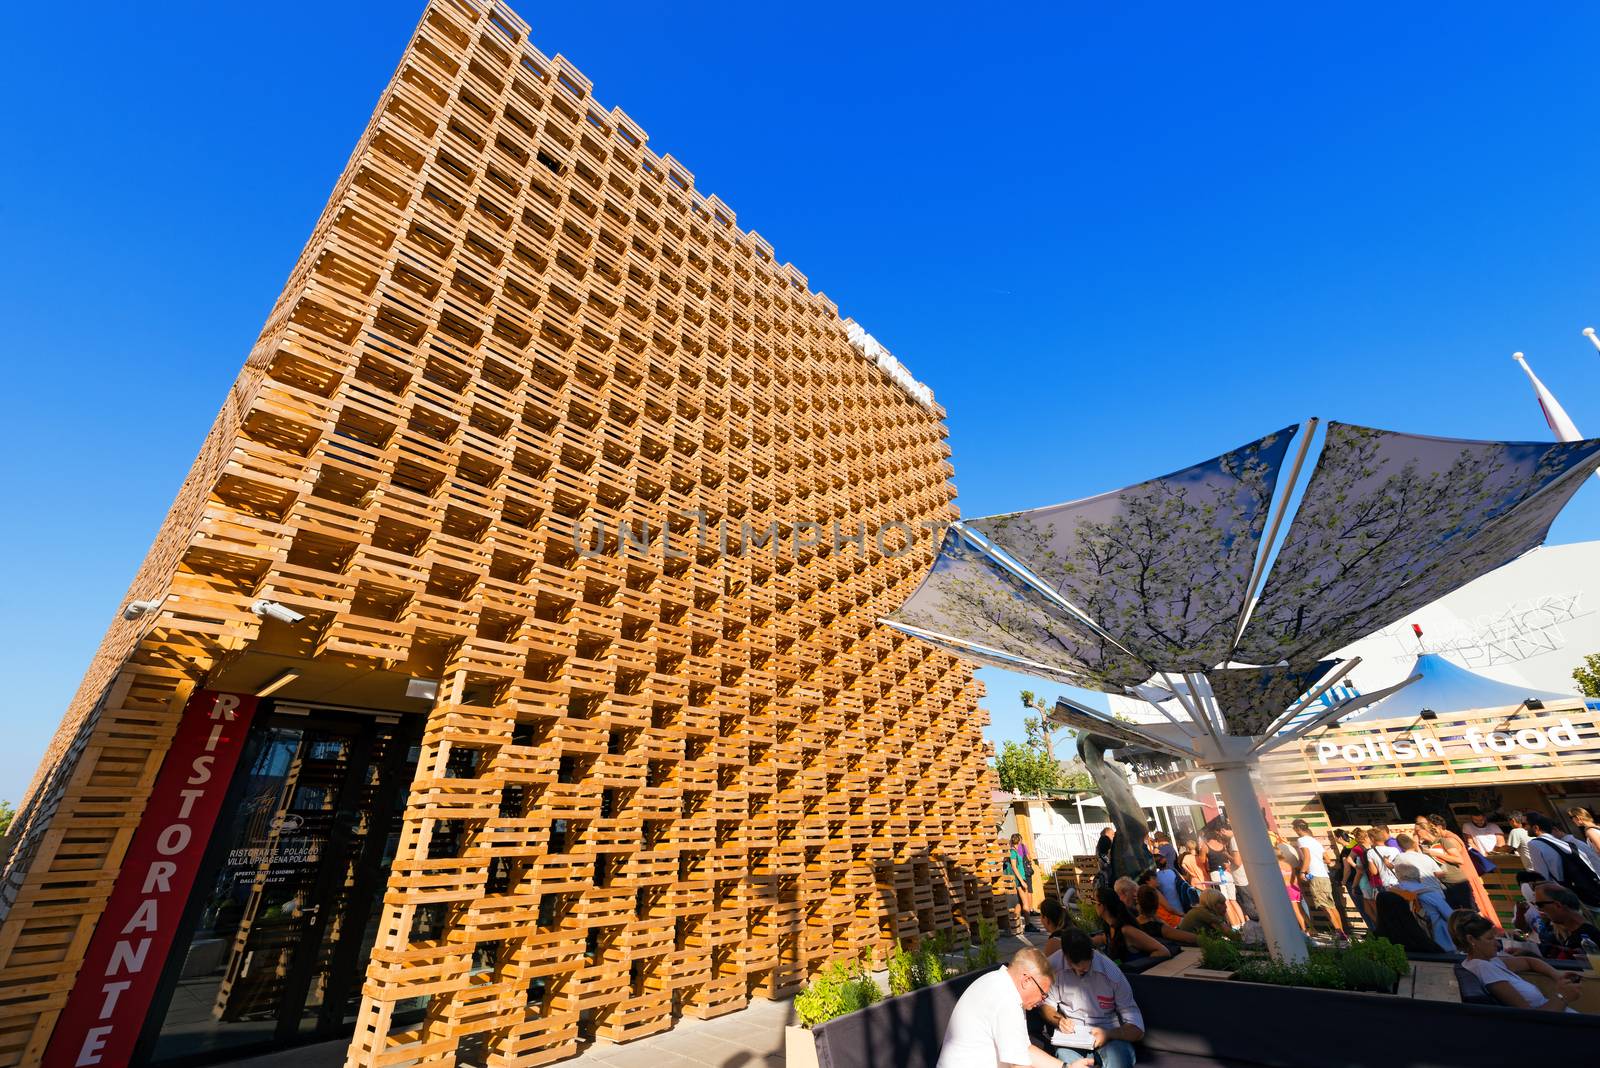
0, 2, 1001, 1064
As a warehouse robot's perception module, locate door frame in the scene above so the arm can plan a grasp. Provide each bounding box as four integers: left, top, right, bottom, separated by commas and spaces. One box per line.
131, 703, 420, 1067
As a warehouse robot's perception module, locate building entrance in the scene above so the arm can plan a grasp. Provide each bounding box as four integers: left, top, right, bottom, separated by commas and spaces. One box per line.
138, 705, 421, 1065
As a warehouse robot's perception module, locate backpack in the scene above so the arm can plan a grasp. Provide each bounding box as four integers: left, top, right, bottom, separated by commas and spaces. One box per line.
1532, 836, 1600, 908
1008, 847, 1033, 884
1172, 870, 1200, 910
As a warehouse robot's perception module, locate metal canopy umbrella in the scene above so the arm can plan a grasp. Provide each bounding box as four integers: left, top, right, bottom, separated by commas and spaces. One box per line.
882, 419, 1600, 962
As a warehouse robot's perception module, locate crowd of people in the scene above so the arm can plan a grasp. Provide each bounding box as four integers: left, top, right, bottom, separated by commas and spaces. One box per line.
943, 807, 1600, 1065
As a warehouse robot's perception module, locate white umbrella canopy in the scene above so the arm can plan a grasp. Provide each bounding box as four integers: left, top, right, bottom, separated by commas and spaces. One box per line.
883, 418, 1600, 962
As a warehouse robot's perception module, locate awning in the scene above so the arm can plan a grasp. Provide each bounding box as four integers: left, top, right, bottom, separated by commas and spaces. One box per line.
1074, 783, 1200, 810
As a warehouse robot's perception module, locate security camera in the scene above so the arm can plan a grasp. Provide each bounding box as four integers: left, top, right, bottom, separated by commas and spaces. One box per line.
251, 599, 305, 624
122, 598, 164, 620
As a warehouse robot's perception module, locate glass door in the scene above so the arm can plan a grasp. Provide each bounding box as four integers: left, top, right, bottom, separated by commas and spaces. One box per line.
141, 708, 418, 1065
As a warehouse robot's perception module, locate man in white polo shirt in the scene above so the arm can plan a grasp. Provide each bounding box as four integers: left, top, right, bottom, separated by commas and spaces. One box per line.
937, 947, 1061, 1068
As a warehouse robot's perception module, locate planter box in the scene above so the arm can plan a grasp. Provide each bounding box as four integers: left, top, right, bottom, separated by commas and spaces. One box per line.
810, 970, 984, 1068
1126, 969, 1599, 1068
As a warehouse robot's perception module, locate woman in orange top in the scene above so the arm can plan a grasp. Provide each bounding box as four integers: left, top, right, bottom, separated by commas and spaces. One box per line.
1416, 813, 1497, 921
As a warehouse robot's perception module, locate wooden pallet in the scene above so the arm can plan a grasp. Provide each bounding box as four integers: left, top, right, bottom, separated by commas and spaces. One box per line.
0, 2, 1002, 1065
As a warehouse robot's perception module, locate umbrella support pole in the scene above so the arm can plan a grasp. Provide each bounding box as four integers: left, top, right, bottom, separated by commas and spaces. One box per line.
1212, 758, 1308, 964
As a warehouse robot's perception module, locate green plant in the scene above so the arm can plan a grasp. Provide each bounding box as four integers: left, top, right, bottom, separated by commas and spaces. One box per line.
1337, 954, 1399, 993
794, 959, 882, 1028
976, 918, 999, 967
915, 936, 949, 988
887, 942, 916, 996
1574, 651, 1600, 699
1196, 931, 1243, 972
1075, 895, 1100, 934
1345, 936, 1410, 978
1229, 945, 1398, 994
0, 800, 13, 839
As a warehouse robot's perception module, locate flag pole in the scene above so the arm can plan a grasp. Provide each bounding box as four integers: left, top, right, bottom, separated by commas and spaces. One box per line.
1512, 352, 1598, 482
1584, 327, 1600, 355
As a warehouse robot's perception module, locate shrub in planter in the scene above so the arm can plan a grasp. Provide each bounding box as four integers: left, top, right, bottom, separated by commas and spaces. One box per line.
1337, 954, 1400, 993
888, 933, 959, 997
1197, 931, 1243, 972
1231, 946, 1399, 994
794, 959, 882, 1028
917, 933, 951, 988
1344, 936, 1410, 978
888, 943, 917, 996
975, 918, 999, 968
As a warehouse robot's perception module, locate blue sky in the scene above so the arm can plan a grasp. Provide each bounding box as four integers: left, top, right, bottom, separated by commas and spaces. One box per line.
2, 2, 1599, 797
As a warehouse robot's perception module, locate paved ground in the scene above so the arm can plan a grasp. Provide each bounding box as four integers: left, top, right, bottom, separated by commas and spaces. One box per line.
220, 999, 794, 1068
565, 994, 793, 1068
224, 932, 1036, 1067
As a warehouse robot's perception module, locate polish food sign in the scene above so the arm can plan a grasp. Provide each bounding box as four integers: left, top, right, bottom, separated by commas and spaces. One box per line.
1315, 718, 1585, 765
45, 691, 259, 1068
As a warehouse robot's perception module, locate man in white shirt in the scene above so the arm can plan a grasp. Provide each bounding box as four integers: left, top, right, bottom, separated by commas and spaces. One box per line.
1459, 810, 1505, 856
1393, 833, 1442, 889
937, 948, 1062, 1068
1506, 811, 1534, 868
1040, 930, 1144, 1068
1292, 819, 1344, 940
1524, 812, 1599, 891
1392, 861, 1455, 951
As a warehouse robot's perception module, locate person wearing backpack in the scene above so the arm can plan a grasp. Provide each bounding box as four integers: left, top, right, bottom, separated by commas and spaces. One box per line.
1565, 807, 1600, 871
1005, 833, 1042, 932
1525, 812, 1600, 910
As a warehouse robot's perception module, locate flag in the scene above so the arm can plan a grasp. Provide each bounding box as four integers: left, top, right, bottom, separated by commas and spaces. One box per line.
1512, 352, 1584, 440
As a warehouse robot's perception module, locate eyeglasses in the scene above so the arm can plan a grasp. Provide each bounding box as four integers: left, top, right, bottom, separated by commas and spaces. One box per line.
1533, 900, 1556, 908
1025, 975, 1049, 1001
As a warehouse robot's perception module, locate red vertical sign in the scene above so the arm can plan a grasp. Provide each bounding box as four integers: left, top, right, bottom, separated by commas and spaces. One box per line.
44, 690, 259, 1068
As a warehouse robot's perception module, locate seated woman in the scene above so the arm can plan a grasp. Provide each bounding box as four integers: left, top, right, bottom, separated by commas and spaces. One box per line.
1039, 897, 1069, 959
1138, 863, 1185, 927
1455, 913, 1583, 1012
1371, 890, 1448, 955
1135, 884, 1196, 946
1178, 889, 1237, 938
1092, 886, 1171, 965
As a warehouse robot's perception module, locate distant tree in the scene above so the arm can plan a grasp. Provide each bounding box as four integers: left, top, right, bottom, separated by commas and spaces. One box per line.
1019, 689, 1063, 762
1057, 769, 1095, 793
1576, 653, 1600, 700
994, 740, 1065, 796
0, 800, 13, 839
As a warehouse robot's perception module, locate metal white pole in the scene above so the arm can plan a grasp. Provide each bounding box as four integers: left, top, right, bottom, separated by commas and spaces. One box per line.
1212, 758, 1308, 964
1585, 327, 1600, 355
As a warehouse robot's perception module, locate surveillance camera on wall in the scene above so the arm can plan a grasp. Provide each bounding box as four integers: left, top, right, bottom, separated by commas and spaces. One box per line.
251, 599, 305, 624
122, 598, 164, 620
